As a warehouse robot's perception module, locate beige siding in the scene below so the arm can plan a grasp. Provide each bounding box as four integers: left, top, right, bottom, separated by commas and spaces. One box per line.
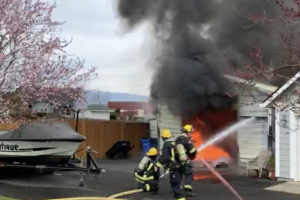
237, 87, 270, 164
157, 103, 182, 149
238, 117, 268, 163
149, 119, 158, 138
158, 103, 182, 137
277, 111, 292, 179
238, 88, 269, 117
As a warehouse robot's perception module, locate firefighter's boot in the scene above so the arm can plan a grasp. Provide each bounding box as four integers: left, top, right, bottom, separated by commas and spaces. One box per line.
185, 190, 197, 197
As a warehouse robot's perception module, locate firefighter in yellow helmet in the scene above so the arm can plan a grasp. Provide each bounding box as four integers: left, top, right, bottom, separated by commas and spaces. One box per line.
183, 124, 193, 134
161, 128, 172, 138
156, 129, 186, 200
175, 124, 197, 197
157, 129, 176, 171
134, 147, 160, 193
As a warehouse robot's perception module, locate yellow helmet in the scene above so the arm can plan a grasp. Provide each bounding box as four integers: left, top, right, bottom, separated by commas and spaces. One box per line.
146, 147, 158, 156
183, 124, 193, 133
161, 129, 172, 138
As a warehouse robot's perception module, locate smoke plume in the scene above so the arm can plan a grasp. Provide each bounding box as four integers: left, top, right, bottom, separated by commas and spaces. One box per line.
116, 0, 280, 118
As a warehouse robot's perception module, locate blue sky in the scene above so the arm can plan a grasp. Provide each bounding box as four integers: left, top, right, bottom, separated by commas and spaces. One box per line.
52, 0, 153, 95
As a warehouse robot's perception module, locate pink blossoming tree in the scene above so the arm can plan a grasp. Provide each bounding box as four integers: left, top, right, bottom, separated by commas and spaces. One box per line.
0, 0, 95, 121
228, 0, 300, 112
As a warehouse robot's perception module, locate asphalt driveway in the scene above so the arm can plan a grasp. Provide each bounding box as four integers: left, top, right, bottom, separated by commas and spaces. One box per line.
0, 159, 299, 200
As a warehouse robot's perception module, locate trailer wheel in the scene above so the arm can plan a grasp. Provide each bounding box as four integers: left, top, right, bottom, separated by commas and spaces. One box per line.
79, 177, 84, 187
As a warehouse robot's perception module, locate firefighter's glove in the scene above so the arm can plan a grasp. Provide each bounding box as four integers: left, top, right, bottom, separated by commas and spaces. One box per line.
134, 168, 143, 175
189, 154, 196, 160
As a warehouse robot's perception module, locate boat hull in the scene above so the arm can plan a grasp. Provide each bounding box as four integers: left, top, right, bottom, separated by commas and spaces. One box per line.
0, 140, 82, 164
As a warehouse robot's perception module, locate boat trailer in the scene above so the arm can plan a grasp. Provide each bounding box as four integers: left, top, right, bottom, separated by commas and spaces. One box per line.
0, 147, 104, 186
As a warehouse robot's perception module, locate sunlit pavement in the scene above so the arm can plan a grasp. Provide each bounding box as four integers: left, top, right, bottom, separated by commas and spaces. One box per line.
0, 158, 299, 200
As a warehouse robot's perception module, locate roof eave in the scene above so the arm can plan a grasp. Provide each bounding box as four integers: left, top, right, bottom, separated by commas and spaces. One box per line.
259, 71, 300, 108
224, 75, 278, 93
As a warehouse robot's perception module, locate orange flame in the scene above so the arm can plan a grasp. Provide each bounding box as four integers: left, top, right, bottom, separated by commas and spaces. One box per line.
183, 110, 237, 180
192, 130, 229, 162
190, 118, 230, 180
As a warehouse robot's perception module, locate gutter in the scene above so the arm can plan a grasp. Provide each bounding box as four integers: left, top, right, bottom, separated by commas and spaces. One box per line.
259, 71, 300, 108
224, 75, 278, 93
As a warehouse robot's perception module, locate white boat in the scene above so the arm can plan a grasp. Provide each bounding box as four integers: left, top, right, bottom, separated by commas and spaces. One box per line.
0, 122, 85, 164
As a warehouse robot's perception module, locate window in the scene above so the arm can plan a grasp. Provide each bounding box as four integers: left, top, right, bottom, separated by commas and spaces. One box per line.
40, 108, 48, 113
61, 109, 71, 116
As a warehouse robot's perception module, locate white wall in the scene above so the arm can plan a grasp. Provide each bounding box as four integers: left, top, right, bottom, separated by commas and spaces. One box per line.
276, 110, 299, 181
157, 103, 182, 149
158, 103, 182, 137
149, 119, 158, 138
276, 111, 291, 179
32, 103, 54, 113
237, 88, 269, 163
79, 110, 110, 120
297, 116, 300, 181
238, 88, 269, 117
238, 117, 268, 164
137, 109, 145, 116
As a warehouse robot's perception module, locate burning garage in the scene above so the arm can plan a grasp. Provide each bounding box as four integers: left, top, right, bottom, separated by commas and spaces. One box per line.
153, 102, 238, 169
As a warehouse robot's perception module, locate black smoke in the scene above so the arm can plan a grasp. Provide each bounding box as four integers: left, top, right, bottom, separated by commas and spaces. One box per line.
116, 0, 280, 118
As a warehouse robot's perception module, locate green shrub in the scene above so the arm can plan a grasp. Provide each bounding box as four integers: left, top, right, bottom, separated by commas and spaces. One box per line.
269, 157, 275, 170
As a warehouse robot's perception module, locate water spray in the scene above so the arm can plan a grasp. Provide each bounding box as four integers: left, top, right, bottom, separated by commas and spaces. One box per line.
197, 117, 255, 152
196, 117, 255, 200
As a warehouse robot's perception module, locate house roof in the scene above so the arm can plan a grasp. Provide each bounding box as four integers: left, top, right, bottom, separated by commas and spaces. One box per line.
224, 75, 278, 93
260, 71, 300, 108
107, 101, 152, 114
87, 104, 111, 111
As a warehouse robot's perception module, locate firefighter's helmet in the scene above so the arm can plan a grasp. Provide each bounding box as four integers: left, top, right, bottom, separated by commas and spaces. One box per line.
146, 147, 158, 156
161, 129, 172, 138
183, 124, 193, 133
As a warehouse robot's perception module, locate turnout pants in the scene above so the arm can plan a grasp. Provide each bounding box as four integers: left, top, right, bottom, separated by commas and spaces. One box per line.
183, 164, 193, 191
135, 172, 159, 192
169, 164, 193, 199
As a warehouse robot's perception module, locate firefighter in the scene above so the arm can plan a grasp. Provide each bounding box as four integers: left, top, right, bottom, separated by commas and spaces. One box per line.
175, 124, 197, 197
156, 129, 186, 200
134, 147, 160, 193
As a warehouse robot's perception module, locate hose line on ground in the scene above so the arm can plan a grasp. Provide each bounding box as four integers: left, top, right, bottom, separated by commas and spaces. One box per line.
108, 189, 144, 199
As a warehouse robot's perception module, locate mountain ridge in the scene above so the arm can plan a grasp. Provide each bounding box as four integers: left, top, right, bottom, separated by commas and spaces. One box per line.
85, 90, 149, 105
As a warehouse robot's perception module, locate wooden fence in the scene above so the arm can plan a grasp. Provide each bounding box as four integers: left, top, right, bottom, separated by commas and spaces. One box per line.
0, 122, 20, 130
66, 119, 148, 158
0, 120, 149, 159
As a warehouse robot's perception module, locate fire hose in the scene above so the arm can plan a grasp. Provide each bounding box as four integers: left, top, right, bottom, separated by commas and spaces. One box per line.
48, 188, 144, 200
159, 157, 243, 200
159, 118, 254, 199
199, 157, 243, 200
108, 188, 144, 199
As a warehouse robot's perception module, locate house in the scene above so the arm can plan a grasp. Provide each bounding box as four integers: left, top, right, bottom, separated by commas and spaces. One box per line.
259, 71, 300, 181
226, 75, 279, 164
227, 71, 300, 181
32, 102, 54, 114
152, 76, 280, 165
78, 104, 114, 120
107, 101, 152, 121
31, 102, 75, 118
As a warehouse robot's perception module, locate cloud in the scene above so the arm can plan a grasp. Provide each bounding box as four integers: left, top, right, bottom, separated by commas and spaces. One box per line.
52, 0, 152, 95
